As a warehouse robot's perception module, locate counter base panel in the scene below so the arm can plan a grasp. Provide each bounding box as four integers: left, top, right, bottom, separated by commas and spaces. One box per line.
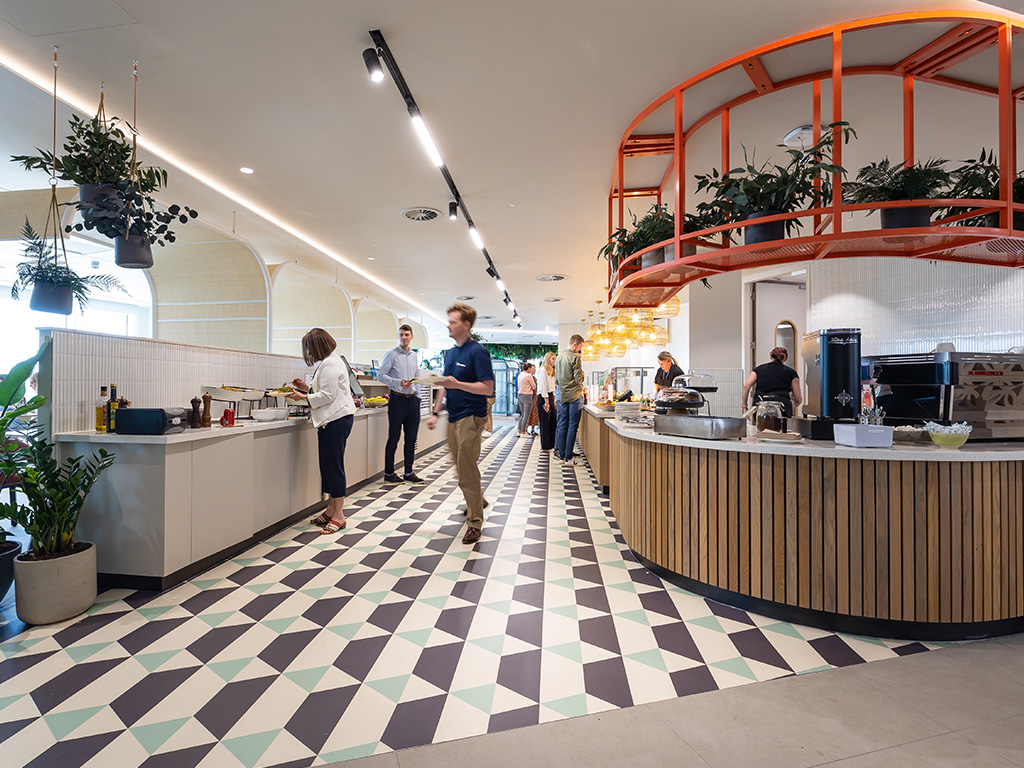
632, 551, 1024, 642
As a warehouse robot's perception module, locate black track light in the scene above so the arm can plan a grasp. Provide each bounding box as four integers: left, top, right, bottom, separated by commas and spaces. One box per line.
449, 202, 458, 221
363, 48, 385, 83
485, 265, 498, 279
502, 295, 511, 306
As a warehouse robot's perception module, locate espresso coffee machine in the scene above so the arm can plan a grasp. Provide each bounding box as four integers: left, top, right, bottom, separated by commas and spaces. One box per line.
792, 328, 861, 440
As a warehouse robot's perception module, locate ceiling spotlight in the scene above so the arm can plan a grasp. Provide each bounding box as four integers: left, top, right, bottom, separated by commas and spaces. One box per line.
363, 47, 385, 83
239, 167, 254, 175
502, 295, 511, 306
409, 109, 443, 167
496, 279, 505, 292
517, 322, 522, 328
468, 226, 484, 250
449, 202, 458, 220
485, 265, 497, 279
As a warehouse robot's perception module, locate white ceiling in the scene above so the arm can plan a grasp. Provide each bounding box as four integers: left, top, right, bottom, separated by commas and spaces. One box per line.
0, 0, 1019, 345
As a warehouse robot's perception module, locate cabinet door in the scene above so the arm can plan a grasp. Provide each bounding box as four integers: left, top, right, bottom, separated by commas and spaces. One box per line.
346, 416, 369, 485
253, 430, 294, 532
192, 434, 255, 562
291, 424, 322, 512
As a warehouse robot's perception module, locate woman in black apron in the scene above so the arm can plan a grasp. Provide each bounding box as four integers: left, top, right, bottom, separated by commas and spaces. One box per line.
741, 347, 802, 417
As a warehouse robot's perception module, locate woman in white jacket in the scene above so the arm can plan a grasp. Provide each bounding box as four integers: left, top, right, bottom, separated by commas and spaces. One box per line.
287, 328, 356, 534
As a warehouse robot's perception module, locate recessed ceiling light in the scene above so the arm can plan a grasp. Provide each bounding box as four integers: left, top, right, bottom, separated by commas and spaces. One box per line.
239, 167, 254, 174
544, 297, 562, 302
367, 257, 375, 261
536, 274, 566, 282
418, 292, 425, 296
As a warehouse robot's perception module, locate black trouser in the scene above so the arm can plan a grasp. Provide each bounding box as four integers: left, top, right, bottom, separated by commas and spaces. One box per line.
385, 394, 421, 475
537, 393, 556, 450
318, 414, 354, 497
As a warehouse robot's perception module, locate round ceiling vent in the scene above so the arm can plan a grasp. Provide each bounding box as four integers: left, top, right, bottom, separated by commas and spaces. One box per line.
401, 207, 440, 221
536, 273, 566, 282
456, 295, 475, 301
477, 315, 494, 320
543, 297, 562, 302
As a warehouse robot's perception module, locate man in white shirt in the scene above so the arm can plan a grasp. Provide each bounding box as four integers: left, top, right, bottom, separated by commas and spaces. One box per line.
377, 324, 424, 483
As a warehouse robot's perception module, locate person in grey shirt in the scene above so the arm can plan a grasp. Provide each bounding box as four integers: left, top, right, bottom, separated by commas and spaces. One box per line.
377, 324, 424, 483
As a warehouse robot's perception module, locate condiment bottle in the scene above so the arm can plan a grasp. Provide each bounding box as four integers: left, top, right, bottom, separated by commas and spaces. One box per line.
95, 385, 108, 432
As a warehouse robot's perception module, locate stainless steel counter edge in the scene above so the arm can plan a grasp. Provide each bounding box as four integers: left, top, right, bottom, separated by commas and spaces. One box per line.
54, 407, 407, 445
605, 419, 1024, 462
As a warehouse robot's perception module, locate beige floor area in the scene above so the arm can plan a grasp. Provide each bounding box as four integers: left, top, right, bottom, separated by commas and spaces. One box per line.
333, 633, 1024, 768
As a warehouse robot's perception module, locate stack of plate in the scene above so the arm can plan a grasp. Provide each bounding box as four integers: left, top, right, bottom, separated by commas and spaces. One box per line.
615, 402, 642, 420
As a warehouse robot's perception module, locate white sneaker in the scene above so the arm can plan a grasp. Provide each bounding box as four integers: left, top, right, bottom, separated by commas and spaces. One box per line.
482, 431, 491, 437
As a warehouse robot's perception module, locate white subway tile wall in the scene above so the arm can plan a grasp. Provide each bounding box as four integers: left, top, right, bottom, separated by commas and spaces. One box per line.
691, 368, 744, 417
808, 258, 1024, 356
46, 329, 310, 434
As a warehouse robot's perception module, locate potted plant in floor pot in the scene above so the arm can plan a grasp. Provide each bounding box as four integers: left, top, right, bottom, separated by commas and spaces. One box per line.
695, 122, 855, 246
0, 341, 49, 603
843, 157, 950, 229
937, 149, 1024, 230
11, 218, 126, 315
0, 426, 115, 625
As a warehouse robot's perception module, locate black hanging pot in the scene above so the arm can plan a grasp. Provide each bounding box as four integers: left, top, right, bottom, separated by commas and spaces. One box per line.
77, 183, 116, 206
880, 202, 931, 229
29, 279, 74, 315
744, 211, 786, 245
114, 235, 154, 269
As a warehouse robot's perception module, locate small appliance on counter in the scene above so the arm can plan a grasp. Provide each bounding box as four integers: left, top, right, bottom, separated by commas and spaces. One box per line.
113, 408, 188, 435
652, 386, 745, 440
791, 328, 861, 440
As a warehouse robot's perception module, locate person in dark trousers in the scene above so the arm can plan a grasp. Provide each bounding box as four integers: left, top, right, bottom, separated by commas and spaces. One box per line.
286, 328, 356, 535
741, 346, 802, 417
653, 350, 684, 392
427, 303, 494, 545
554, 334, 586, 465
378, 324, 424, 483
535, 351, 557, 451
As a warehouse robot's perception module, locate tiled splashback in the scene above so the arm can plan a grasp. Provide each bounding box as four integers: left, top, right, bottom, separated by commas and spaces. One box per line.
44, 329, 310, 435
808, 259, 1024, 356
692, 368, 744, 417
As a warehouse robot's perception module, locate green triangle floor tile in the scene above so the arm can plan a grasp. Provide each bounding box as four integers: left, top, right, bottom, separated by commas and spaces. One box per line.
130, 717, 190, 755
261, 617, 299, 634
606, 582, 639, 595
480, 600, 513, 615
134, 650, 181, 673
384, 568, 408, 577
547, 578, 576, 591
543, 694, 588, 718
189, 578, 222, 590
420, 596, 449, 610
397, 629, 433, 647
0, 694, 25, 712
44, 706, 105, 741
307, 541, 335, 551
1, 638, 46, 657
328, 563, 358, 574
198, 611, 237, 628
549, 557, 574, 567
64, 644, 115, 665
327, 623, 364, 640
223, 730, 280, 768
690, 615, 727, 634
366, 675, 410, 703
615, 610, 651, 626
232, 557, 260, 567
86, 599, 121, 615
208, 658, 253, 683
138, 606, 176, 621
300, 587, 332, 600
797, 664, 835, 674
451, 684, 496, 713
839, 633, 887, 647
243, 583, 275, 595
469, 635, 505, 656
435, 571, 463, 582
547, 604, 579, 620
711, 657, 758, 681
489, 574, 518, 586
626, 649, 668, 672
284, 666, 331, 693
762, 622, 806, 640
545, 642, 583, 664
320, 743, 379, 763
281, 561, 306, 570
359, 591, 391, 605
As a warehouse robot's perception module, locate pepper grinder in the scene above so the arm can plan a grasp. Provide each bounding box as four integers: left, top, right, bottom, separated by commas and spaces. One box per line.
201, 393, 212, 427
190, 396, 202, 428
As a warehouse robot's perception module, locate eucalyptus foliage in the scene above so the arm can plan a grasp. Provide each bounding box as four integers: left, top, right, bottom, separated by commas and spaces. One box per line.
0, 427, 114, 558
10, 219, 126, 312
65, 179, 199, 248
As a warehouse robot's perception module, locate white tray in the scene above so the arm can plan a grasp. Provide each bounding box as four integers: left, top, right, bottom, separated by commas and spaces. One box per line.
203, 385, 265, 401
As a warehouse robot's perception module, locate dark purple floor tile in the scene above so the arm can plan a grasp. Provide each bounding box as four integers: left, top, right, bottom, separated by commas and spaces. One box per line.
111, 666, 202, 726
729, 629, 792, 671
333, 635, 390, 681
139, 744, 217, 768
583, 657, 633, 708
572, 564, 604, 585
360, 551, 394, 570
239, 592, 291, 622
227, 563, 275, 585
262, 545, 302, 564
809, 635, 864, 667
180, 588, 237, 616
506, 610, 543, 648
497, 649, 542, 702
652, 622, 704, 664
576, 586, 611, 614
30, 658, 127, 714
579, 615, 621, 655
118, 617, 191, 655
25, 730, 121, 768
0, 650, 57, 682
708, 599, 755, 626
280, 568, 320, 591
450, 578, 486, 604
0, 717, 35, 745
488, 705, 539, 733
435, 606, 476, 640
511, 582, 545, 609
670, 665, 719, 697
334, 571, 376, 595
380, 694, 447, 750
412, 642, 463, 691
302, 596, 351, 628
893, 642, 930, 656
411, 554, 443, 573
367, 601, 414, 633
194, 675, 277, 739
186, 623, 253, 664
52, 610, 132, 648
284, 684, 360, 753
639, 590, 681, 620
259, 629, 322, 673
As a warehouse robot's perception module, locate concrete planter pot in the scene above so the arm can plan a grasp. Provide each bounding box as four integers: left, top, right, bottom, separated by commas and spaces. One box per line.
114, 235, 154, 269
743, 211, 786, 245
0, 541, 21, 603
640, 243, 676, 270
77, 183, 117, 207
29, 280, 74, 315
880, 204, 931, 229
14, 542, 97, 625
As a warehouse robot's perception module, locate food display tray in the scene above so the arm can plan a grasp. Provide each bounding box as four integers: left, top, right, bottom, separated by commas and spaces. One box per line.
653, 414, 746, 440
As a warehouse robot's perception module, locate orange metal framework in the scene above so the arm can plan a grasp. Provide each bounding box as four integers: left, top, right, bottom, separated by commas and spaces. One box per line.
606, 11, 1024, 308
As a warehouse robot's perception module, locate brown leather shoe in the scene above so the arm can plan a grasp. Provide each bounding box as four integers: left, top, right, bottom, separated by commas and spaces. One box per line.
462, 527, 481, 544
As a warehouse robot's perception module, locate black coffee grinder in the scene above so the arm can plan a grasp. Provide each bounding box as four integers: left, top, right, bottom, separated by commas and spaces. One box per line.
792, 328, 861, 440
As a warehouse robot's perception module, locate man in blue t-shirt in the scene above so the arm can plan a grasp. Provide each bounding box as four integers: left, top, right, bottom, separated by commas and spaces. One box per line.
427, 302, 494, 544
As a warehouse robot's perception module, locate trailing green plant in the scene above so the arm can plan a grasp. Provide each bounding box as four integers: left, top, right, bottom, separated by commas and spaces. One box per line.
10, 219, 126, 312
843, 157, 951, 205
598, 204, 718, 270
11, 114, 166, 192
694, 122, 855, 238
0, 425, 114, 559
65, 179, 199, 248
0, 340, 49, 545
938, 149, 1024, 226
481, 343, 557, 361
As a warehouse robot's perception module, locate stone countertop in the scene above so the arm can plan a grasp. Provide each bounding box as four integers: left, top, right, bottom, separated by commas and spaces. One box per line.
584, 405, 622, 419
605, 419, 1024, 463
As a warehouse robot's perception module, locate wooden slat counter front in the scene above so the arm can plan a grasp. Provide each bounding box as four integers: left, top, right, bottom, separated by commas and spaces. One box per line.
580, 406, 616, 492
606, 420, 1024, 639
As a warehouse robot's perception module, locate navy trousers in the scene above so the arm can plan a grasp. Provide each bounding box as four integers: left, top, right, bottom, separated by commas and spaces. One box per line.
385, 395, 421, 475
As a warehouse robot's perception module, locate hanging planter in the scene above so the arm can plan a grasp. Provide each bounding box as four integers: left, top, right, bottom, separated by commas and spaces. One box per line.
28, 279, 74, 315
114, 234, 154, 269
77, 183, 117, 207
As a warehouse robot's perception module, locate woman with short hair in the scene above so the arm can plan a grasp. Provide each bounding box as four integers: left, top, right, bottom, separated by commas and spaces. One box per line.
287, 328, 356, 534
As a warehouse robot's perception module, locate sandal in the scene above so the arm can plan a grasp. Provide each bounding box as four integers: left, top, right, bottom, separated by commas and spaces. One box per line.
320, 519, 346, 535
310, 511, 331, 526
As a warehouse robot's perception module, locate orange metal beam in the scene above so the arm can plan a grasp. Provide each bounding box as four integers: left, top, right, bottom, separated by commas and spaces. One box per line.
623, 134, 675, 157
1015, 85, 1024, 100
914, 28, 998, 78
894, 22, 990, 72
999, 23, 1016, 230
903, 74, 914, 166
674, 90, 683, 257
832, 31, 843, 235
721, 109, 730, 247
742, 56, 775, 93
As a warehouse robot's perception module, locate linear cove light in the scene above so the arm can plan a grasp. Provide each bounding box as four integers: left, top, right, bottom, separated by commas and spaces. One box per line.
410, 113, 443, 167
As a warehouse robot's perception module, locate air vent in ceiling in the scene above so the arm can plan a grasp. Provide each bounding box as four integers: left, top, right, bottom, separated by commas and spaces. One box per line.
536, 274, 566, 282
544, 297, 562, 302
477, 315, 494, 320
456, 295, 475, 301
401, 207, 440, 221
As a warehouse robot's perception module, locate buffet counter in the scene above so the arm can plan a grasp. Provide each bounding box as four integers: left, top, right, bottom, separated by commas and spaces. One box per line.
606, 419, 1024, 639
581, 405, 616, 492
58, 409, 448, 590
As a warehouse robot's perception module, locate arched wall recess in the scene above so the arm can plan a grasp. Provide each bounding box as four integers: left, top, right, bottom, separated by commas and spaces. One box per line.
399, 317, 429, 348
270, 263, 354, 359
147, 220, 270, 352
353, 299, 399, 364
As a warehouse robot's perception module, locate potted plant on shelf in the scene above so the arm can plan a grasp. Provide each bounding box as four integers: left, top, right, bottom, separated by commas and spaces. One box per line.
0, 340, 49, 603
694, 122, 855, 246
937, 149, 1024, 230
843, 157, 950, 229
11, 218, 125, 315
598, 204, 714, 272
0, 425, 115, 625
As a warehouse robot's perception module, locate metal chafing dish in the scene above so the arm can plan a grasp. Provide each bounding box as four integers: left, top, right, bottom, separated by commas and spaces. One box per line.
653, 414, 747, 439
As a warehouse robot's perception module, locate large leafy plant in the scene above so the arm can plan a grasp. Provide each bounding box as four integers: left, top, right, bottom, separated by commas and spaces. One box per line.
694, 122, 855, 238
938, 149, 1024, 226
843, 157, 951, 204
65, 179, 199, 248
598, 204, 715, 269
10, 219, 125, 312
0, 427, 114, 559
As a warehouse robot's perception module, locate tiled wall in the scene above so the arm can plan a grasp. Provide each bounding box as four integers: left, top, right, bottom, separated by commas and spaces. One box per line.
44, 329, 310, 434
692, 368, 745, 418
808, 259, 1024, 356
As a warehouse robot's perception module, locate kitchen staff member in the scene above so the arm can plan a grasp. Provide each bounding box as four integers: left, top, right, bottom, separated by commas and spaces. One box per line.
653, 351, 684, 392
741, 346, 802, 417
287, 328, 356, 535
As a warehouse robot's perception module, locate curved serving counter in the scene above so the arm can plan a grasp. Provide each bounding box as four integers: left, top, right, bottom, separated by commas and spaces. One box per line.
599, 417, 1023, 640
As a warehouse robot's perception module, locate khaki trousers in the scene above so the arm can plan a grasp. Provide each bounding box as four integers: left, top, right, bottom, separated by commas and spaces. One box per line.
485, 396, 495, 432
447, 415, 487, 528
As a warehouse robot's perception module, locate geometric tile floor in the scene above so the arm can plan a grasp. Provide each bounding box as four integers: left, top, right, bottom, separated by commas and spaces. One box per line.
0, 423, 943, 767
